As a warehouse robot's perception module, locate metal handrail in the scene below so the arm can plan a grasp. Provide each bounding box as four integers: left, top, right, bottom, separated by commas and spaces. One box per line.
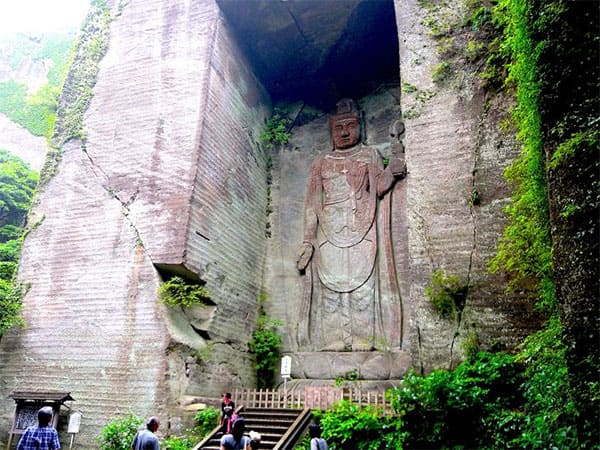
273, 408, 313, 450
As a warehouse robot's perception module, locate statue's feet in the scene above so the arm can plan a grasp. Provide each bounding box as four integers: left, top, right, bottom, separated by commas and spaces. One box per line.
352, 342, 374, 352
320, 341, 349, 351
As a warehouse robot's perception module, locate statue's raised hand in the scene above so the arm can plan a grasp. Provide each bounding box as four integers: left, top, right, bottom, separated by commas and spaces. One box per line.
388, 155, 407, 179
297, 242, 314, 270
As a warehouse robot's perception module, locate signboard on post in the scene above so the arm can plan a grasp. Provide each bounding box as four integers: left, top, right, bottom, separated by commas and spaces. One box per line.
68, 411, 82, 450
68, 411, 82, 434
281, 356, 292, 390
281, 356, 292, 377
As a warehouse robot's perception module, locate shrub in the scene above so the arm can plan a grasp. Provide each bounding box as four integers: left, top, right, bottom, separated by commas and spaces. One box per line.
389, 352, 524, 448
162, 436, 193, 450
0, 261, 16, 281
314, 400, 408, 450
193, 407, 220, 438
97, 413, 143, 450
249, 312, 282, 389
261, 113, 291, 148
158, 276, 210, 308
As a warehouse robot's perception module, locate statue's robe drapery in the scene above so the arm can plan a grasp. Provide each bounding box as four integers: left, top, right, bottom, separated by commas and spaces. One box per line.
298, 145, 402, 351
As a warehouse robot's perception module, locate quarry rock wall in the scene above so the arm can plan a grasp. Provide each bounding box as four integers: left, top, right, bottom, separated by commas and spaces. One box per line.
0, 0, 269, 445
0, 0, 544, 446
395, 0, 539, 372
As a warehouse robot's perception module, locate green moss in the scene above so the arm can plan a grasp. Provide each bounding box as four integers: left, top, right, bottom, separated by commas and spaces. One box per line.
402, 106, 420, 120
549, 128, 599, 170
402, 82, 418, 93
488, 0, 553, 311
425, 269, 467, 320
461, 331, 481, 359
465, 40, 486, 62
431, 61, 454, 84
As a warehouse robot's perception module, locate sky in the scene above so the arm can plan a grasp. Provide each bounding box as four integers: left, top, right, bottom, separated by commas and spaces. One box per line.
0, 0, 90, 37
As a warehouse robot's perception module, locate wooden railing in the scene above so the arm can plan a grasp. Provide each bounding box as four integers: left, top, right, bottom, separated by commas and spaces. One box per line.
232, 387, 394, 414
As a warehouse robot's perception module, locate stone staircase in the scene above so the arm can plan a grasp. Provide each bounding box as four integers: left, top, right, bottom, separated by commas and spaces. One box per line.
195, 407, 311, 450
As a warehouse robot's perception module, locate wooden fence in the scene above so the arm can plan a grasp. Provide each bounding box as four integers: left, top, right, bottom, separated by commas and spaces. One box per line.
232, 387, 394, 414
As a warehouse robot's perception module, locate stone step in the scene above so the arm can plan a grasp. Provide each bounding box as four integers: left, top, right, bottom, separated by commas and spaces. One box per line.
195, 407, 305, 449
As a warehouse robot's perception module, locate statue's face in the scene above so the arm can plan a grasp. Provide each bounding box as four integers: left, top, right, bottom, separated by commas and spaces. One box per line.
332, 118, 360, 149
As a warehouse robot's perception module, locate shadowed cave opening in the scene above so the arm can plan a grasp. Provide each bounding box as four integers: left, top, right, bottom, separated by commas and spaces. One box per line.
216, 0, 400, 110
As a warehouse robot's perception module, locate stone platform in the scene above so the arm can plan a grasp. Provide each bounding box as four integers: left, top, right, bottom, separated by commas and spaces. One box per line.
284, 350, 412, 380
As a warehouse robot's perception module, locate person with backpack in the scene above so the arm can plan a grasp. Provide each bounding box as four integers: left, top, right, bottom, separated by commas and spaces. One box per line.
17, 406, 61, 450
309, 424, 328, 450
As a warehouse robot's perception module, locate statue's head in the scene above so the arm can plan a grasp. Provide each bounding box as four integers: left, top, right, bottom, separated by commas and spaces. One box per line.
329, 98, 361, 150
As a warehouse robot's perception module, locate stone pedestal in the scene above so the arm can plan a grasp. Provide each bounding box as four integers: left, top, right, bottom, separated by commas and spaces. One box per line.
286, 351, 412, 380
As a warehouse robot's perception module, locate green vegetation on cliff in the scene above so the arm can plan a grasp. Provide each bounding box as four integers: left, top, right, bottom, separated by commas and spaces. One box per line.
0, 150, 38, 336
97, 413, 143, 450
41, 0, 111, 186
51, 0, 111, 146
158, 276, 210, 308
0, 33, 75, 138
0, 1, 113, 334
250, 294, 283, 389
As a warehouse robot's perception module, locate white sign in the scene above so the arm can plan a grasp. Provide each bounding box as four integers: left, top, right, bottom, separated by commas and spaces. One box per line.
67, 412, 82, 434
280, 355, 292, 378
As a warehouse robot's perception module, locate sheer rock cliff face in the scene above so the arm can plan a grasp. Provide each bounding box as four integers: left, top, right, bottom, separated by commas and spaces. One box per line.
0, 0, 269, 444
394, 0, 540, 373
0, 0, 541, 446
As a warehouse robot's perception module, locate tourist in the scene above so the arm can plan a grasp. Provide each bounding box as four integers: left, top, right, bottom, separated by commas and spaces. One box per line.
17, 406, 61, 450
249, 430, 261, 449
309, 424, 328, 450
221, 392, 236, 433
131, 417, 160, 450
220, 418, 251, 450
